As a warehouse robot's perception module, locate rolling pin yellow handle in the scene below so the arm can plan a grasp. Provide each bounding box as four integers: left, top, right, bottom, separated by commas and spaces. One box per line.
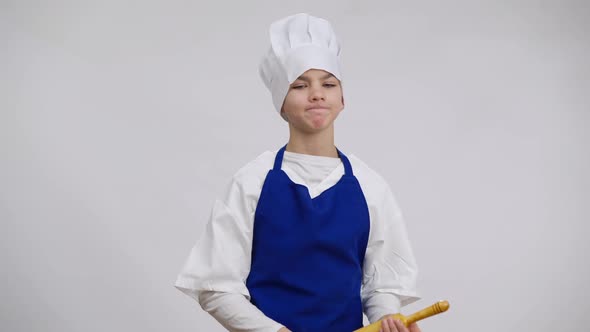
352, 301, 450, 332
405, 301, 450, 325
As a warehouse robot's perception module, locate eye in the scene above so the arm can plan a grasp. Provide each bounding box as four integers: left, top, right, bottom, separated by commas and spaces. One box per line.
324, 83, 337, 88
291, 84, 306, 89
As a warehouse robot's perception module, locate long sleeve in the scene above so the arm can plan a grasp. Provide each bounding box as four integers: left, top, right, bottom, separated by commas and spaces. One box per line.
197, 291, 284, 332
174, 166, 284, 332
174, 177, 253, 296
348, 155, 420, 323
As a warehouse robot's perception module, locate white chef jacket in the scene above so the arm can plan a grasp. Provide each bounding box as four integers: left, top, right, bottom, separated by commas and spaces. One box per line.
175, 149, 420, 331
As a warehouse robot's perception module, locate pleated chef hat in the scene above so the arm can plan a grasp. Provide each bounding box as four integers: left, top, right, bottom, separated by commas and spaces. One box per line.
259, 13, 342, 121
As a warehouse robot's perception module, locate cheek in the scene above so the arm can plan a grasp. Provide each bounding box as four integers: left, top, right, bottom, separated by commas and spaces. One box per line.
283, 92, 305, 110
331, 91, 344, 108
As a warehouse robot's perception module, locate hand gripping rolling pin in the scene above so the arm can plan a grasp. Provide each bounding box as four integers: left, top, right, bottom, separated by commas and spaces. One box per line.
353, 300, 450, 332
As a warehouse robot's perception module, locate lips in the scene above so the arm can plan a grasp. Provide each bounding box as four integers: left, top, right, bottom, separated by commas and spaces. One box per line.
307, 107, 329, 116
306, 105, 329, 111
306, 106, 330, 114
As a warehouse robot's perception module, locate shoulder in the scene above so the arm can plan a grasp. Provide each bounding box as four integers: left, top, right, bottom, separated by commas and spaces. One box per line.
347, 152, 406, 225
216, 150, 277, 210
348, 153, 390, 197
230, 150, 276, 190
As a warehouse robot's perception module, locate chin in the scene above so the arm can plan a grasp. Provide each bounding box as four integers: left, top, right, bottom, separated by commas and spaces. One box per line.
306, 119, 335, 133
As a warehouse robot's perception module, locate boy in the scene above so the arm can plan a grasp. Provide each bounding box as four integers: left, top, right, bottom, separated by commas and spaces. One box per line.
175, 13, 421, 332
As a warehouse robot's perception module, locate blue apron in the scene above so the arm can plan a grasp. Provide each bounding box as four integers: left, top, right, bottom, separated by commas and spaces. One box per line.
246, 144, 370, 331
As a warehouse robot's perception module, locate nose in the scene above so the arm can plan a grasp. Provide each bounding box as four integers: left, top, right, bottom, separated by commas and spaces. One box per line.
308, 85, 325, 102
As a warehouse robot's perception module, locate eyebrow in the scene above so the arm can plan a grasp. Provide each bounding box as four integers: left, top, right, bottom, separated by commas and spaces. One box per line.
294, 73, 336, 82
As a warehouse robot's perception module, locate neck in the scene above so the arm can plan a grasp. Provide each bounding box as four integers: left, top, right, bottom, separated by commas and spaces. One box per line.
285, 123, 338, 157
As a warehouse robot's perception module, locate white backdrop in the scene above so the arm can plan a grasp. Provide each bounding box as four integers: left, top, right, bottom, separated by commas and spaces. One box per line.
2, 1, 589, 331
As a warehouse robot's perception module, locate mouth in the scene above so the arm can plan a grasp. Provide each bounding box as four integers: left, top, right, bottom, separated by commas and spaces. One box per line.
306, 106, 330, 112
306, 107, 329, 116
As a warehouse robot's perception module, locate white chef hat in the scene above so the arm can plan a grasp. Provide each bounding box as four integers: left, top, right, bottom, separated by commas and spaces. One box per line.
259, 13, 343, 121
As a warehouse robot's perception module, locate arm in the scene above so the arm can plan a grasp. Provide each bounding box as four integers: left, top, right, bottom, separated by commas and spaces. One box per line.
175, 175, 285, 332
197, 291, 285, 332
361, 182, 420, 323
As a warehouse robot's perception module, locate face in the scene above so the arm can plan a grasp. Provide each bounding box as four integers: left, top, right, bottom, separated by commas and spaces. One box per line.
281, 69, 344, 133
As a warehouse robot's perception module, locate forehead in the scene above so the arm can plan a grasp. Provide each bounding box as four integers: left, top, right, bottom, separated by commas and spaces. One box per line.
294, 69, 338, 81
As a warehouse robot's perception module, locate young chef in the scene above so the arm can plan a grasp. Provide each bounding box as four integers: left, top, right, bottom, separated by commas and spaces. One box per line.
175, 13, 421, 332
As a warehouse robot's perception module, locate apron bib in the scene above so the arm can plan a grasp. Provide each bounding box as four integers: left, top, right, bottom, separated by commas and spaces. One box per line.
246, 144, 370, 331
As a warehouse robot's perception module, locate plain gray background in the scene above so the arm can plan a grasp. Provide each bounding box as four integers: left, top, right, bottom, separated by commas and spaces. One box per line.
2, 0, 589, 331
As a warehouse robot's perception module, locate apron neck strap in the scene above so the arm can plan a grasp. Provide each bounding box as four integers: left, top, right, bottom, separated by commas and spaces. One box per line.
336, 148, 353, 176
273, 144, 288, 171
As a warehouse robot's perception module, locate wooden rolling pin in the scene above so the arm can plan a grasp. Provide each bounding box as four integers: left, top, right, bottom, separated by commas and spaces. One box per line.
354, 300, 450, 332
